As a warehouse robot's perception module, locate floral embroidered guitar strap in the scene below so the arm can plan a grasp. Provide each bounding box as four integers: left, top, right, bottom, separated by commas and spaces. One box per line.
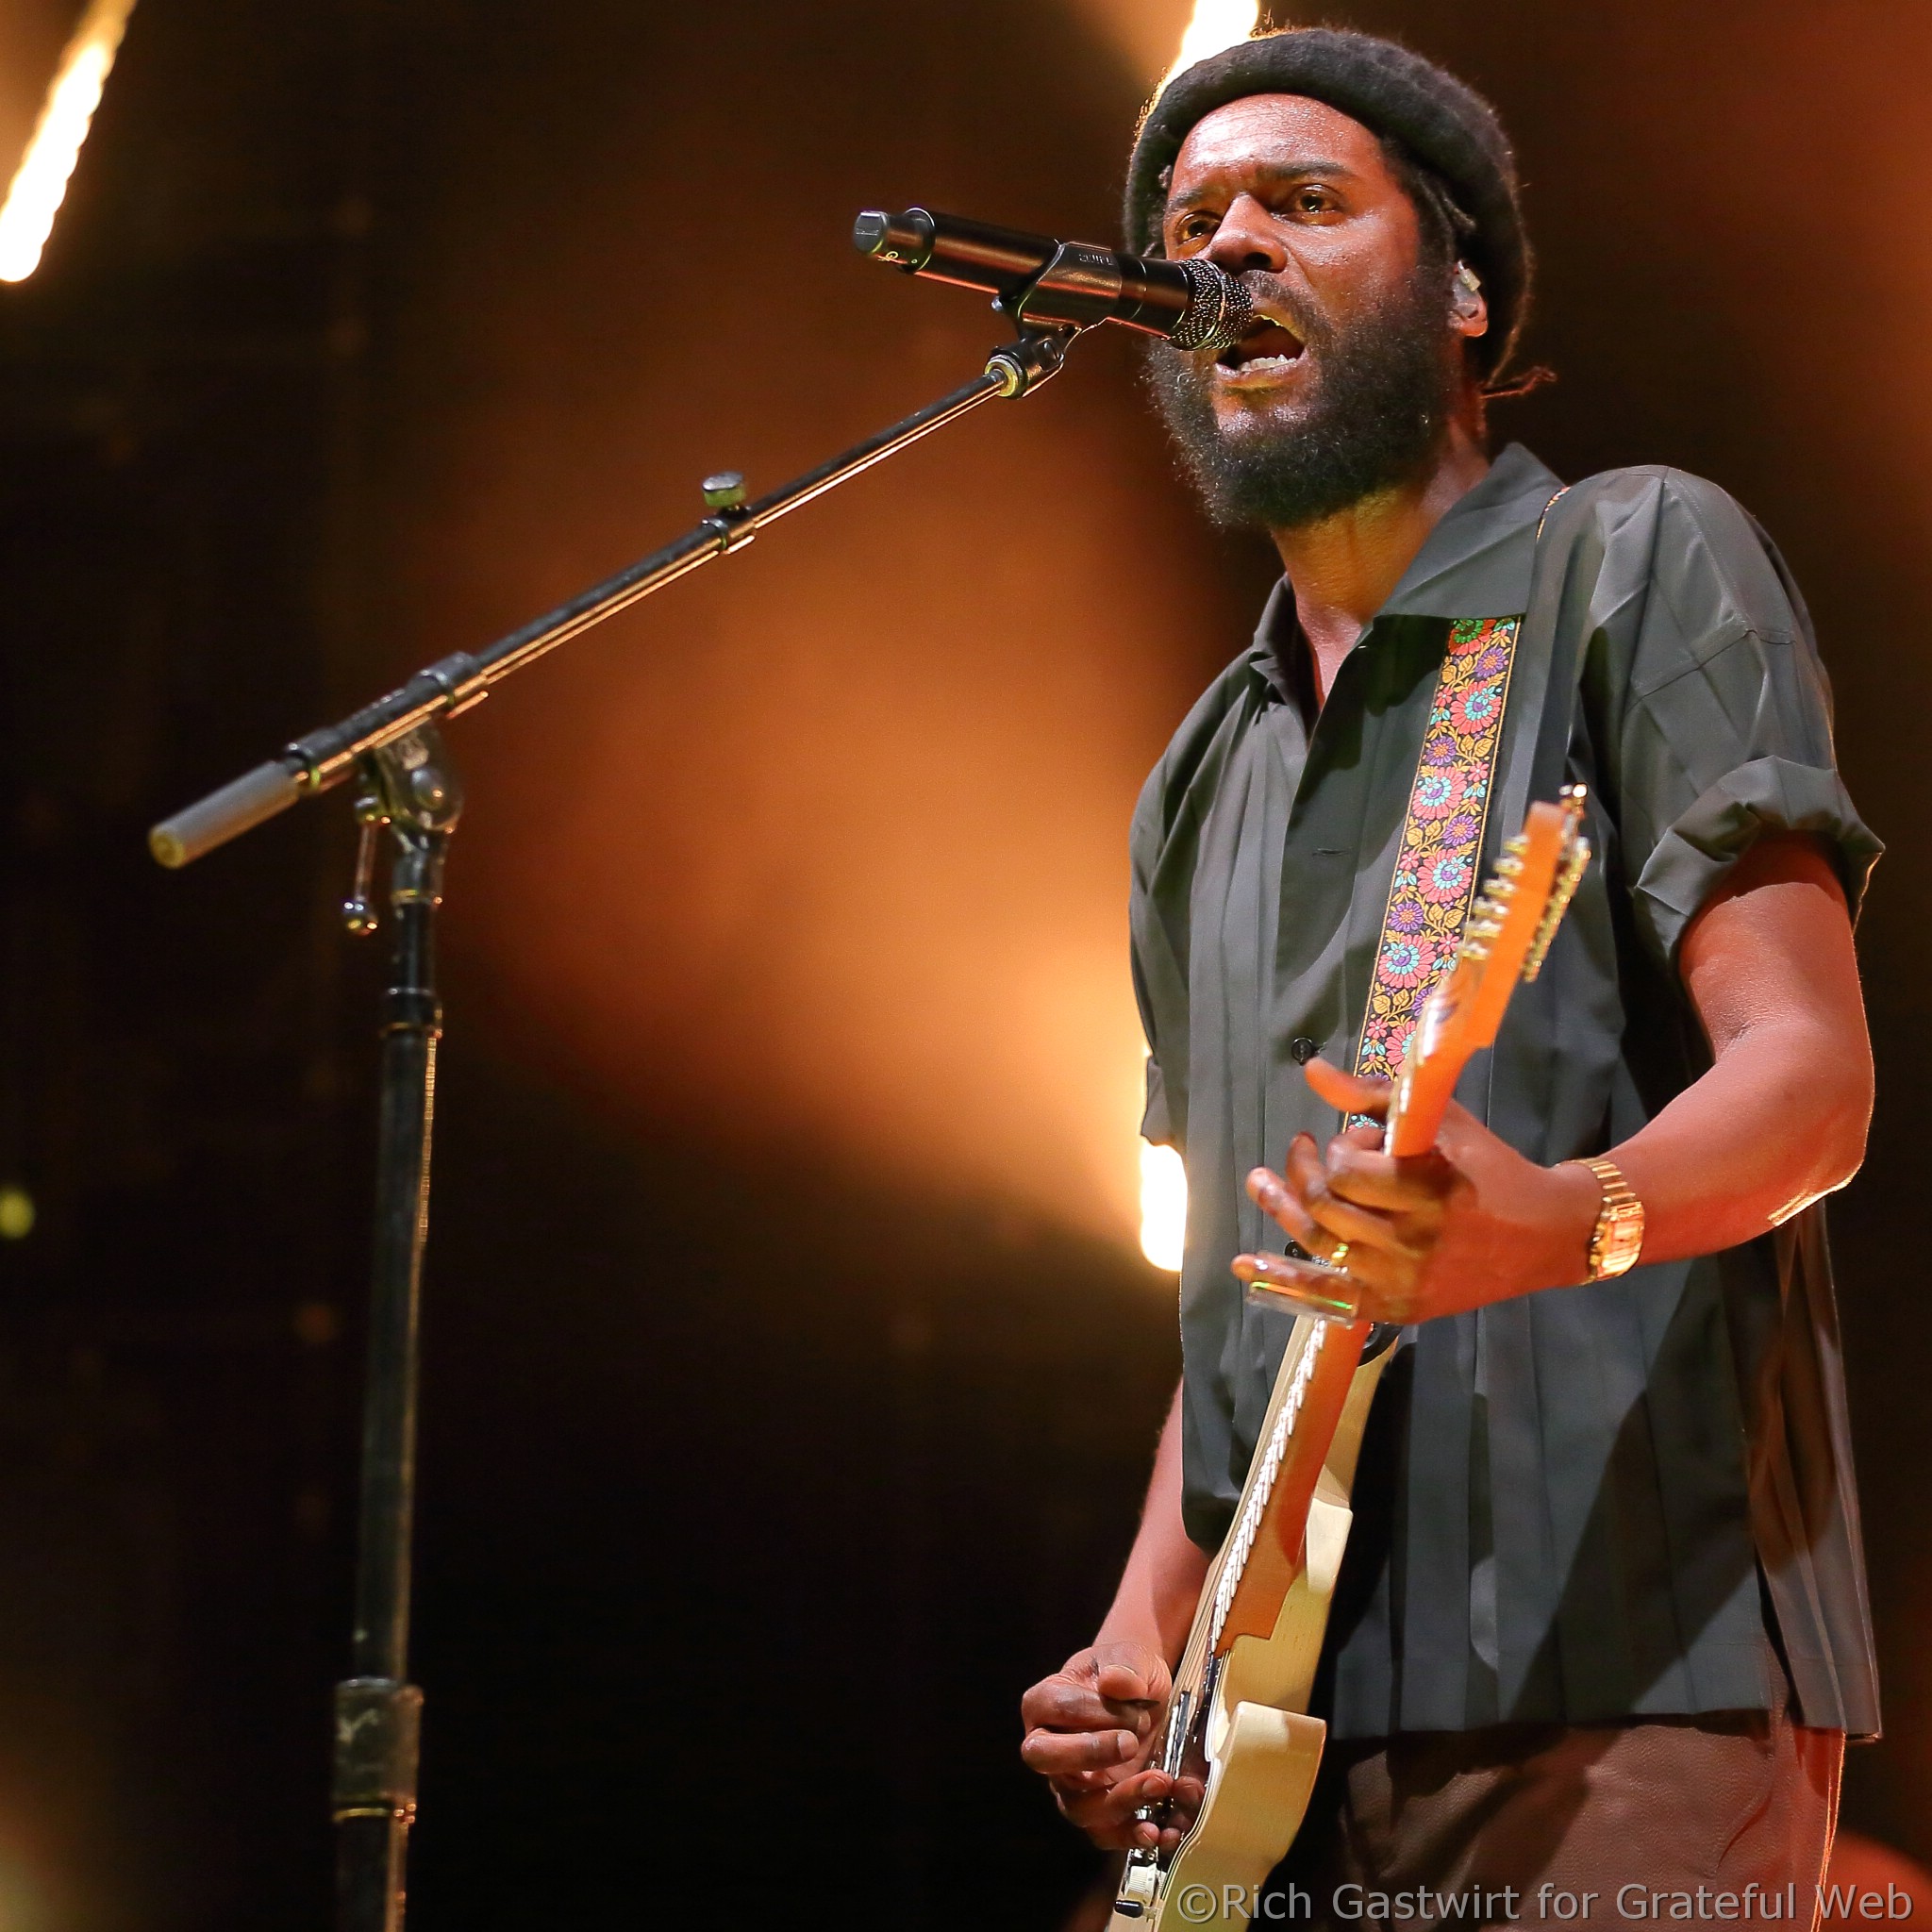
1352, 614, 1523, 1091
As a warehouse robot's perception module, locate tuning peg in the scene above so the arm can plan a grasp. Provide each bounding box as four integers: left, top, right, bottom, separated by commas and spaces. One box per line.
1523, 836, 1592, 983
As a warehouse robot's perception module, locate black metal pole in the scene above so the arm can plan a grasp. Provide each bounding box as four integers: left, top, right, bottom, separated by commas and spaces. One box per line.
330, 732, 460, 1932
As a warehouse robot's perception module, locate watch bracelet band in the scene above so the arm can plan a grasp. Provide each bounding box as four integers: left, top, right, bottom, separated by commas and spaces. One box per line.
1570, 1155, 1645, 1282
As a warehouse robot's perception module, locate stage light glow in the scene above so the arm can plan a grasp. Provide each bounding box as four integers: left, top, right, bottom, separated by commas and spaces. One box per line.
0, 1184, 32, 1241
1168, 0, 1259, 82
1139, 1141, 1187, 1272
0, 0, 137, 284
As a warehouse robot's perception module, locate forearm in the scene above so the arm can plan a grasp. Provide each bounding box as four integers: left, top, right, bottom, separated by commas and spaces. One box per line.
1605, 1018, 1870, 1267
1094, 1380, 1209, 1667
1598, 834, 1872, 1271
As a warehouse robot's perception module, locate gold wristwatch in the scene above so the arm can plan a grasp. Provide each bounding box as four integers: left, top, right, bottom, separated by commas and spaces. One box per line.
1572, 1156, 1645, 1282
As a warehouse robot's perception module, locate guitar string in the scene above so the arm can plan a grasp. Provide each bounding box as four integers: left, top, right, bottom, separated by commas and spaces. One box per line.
1207, 1323, 1325, 1653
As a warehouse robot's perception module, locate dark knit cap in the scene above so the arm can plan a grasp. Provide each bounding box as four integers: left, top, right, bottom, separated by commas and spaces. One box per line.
1123, 28, 1530, 376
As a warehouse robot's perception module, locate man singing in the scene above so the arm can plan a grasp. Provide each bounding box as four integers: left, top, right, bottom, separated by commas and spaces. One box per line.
1020, 27, 1879, 1922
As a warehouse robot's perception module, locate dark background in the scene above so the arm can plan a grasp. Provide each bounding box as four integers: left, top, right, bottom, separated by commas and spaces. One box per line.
0, 2, 1926, 1927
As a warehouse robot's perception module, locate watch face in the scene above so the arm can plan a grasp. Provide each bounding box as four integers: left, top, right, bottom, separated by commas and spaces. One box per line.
1598, 1205, 1644, 1278
1574, 1158, 1641, 1281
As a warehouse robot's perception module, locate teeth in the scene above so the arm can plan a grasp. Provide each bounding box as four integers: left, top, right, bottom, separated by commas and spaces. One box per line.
1235, 353, 1297, 372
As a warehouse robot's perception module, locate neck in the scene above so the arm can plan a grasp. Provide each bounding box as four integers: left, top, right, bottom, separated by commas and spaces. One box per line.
1271, 419, 1491, 703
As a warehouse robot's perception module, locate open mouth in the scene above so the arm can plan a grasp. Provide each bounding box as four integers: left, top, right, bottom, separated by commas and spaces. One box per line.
1217, 315, 1306, 375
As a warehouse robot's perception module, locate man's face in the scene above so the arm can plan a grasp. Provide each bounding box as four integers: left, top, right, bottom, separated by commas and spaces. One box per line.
1146, 93, 1471, 531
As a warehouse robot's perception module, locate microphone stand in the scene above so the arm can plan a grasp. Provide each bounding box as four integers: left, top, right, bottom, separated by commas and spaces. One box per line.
146, 319, 1081, 1932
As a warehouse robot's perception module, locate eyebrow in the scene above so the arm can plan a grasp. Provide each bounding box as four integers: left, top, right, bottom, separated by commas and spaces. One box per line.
1166, 159, 1355, 215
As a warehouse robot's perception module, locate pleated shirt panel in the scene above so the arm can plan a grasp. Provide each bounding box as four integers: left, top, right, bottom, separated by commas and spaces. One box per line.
1129, 444, 1884, 1741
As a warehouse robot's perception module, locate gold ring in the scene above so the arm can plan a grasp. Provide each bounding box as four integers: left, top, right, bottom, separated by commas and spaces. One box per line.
1327, 1240, 1351, 1271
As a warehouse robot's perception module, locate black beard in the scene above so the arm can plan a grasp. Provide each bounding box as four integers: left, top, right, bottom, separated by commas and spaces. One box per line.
1143, 269, 1457, 532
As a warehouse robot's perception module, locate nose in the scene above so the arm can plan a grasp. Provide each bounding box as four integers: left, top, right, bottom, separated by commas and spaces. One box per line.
1203, 192, 1288, 275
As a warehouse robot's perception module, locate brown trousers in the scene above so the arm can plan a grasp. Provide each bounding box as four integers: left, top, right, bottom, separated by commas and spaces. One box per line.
1262, 1711, 1843, 1931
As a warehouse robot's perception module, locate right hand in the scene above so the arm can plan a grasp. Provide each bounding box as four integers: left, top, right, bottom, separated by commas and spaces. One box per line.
1018, 1642, 1203, 1851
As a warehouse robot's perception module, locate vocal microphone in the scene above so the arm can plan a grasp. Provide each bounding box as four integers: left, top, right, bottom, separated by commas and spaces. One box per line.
853, 207, 1253, 354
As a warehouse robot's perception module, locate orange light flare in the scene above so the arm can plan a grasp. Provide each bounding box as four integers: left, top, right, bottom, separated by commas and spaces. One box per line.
1166, 0, 1261, 85
1140, 1139, 1186, 1273
1062, 0, 1261, 87
0, 0, 137, 284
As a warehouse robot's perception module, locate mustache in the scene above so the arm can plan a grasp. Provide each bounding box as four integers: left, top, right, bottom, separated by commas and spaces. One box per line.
1224, 270, 1332, 350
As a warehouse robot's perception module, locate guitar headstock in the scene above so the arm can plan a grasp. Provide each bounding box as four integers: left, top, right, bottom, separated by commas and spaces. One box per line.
1384, 785, 1591, 1158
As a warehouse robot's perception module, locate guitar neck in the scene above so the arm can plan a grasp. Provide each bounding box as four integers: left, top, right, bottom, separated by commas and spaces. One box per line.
1381, 791, 1591, 1161
1382, 1048, 1460, 1159
1379, 949, 1484, 1160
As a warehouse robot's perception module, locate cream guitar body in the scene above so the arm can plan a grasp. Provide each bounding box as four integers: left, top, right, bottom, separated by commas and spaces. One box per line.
1110, 790, 1591, 1929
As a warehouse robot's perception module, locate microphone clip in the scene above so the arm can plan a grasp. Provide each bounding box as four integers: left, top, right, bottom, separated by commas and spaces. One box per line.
1004, 240, 1137, 332
984, 325, 1074, 398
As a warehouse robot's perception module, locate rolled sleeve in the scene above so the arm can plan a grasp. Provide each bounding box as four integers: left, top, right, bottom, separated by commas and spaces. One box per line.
1608, 475, 1881, 964
1632, 751, 1881, 963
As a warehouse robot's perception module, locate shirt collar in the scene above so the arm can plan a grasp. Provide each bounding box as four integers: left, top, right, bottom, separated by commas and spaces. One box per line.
1246, 442, 1565, 697
1379, 441, 1565, 619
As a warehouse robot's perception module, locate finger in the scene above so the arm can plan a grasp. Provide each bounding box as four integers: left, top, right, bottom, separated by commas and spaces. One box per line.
1021, 1675, 1124, 1733
1021, 1724, 1141, 1776
1024, 1657, 1166, 1729
1055, 1767, 1172, 1809
1052, 1789, 1149, 1851
1091, 1658, 1168, 1708
1283, 1134, 1409, 1259
1234, 1253, 1409, 1327
1056, 1769, 1174, 1845
1324, 1141, 1451, 1215
1233, 1248, 1360, 1292
1303, 1056, 1391, 1118
1155, 1774, 1208, 1851
1232, 1248, 1391, 1308
1108, 1769, 1174, 1840
1245, 1159, 1325, 1253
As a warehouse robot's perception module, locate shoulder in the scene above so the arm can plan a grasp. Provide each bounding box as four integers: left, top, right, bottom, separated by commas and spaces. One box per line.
1131, 646, 1265, 877
1560, 465, 1807, 691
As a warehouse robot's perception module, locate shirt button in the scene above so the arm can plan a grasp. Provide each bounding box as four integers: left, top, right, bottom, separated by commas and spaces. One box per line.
1291, 1036, 1318, 1064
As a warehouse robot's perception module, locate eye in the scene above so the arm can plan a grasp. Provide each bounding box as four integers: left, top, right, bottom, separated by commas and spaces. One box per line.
1171, 209, 1220, 251
1287, 185, 1337, 218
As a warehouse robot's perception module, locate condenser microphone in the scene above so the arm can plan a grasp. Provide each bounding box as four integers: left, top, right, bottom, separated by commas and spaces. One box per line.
853, 207, 1253, 354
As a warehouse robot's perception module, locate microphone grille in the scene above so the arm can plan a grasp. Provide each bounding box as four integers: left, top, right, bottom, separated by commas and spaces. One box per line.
1171, 259, 1253, 354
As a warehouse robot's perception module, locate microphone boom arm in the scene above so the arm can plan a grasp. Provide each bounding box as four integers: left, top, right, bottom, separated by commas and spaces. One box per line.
148, 323, 1077, 867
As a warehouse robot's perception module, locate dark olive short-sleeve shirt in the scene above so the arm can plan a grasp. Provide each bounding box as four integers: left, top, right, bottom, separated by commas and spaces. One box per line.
1130, 444, 1883, 1740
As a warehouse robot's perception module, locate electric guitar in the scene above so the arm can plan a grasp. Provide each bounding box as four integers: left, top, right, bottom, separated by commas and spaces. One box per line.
1110, 785, 1591, 1927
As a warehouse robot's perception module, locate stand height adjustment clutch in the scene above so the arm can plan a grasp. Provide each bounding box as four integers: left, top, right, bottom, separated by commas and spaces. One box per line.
332, 1677, 424, 1825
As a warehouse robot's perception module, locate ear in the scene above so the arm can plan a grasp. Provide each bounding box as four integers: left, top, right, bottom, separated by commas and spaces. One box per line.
1450, 261, 1490, 341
